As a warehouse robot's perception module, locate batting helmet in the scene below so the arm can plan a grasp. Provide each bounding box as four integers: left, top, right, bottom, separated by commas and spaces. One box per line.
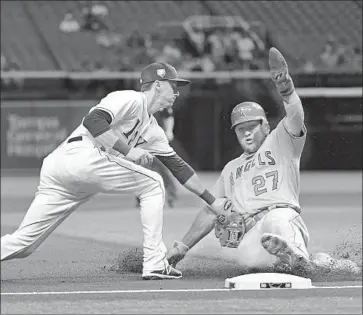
230, 102, 267, 129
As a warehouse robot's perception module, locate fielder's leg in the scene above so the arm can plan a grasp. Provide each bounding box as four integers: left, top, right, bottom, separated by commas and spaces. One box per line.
1, 193, 90, 261
152, 159, 177, 207
1, 152, 92, 261
94, 151, 181, 279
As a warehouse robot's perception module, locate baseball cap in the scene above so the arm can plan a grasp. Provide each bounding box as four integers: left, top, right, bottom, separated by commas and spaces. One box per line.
140, 62, 191, 86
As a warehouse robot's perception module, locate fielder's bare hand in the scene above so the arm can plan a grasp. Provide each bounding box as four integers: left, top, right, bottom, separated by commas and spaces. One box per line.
125, 147, 153, 166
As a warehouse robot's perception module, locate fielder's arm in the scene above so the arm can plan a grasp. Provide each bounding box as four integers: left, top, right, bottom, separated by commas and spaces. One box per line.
155, 155, 228, 214
83, 109, 152, 164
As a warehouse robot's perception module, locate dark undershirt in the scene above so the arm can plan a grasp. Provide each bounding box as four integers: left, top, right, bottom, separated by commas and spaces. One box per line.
155, 154, 194, 185
83, 108, 112, 137
83, 109, 195, 184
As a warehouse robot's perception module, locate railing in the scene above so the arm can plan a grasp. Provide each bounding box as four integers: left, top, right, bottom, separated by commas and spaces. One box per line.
1, 68, 362, 79
1, 70, 362, 98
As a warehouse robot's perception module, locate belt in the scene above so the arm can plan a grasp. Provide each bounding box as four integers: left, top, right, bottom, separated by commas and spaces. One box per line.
67, 136, 106, 151
67, 136, 82, 143
244, 204, 301, 233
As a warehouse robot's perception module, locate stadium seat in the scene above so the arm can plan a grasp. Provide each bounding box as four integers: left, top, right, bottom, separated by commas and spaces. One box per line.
1, 1, 58, 70
204, 0, 362, 70
2, 1, 361, 71
24, 1, 111, 71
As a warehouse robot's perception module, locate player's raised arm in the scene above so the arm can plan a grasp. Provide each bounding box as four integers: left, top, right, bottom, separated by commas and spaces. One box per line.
269, 47, 305, 137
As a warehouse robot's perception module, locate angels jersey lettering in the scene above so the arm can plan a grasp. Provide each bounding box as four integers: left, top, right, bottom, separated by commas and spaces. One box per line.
212, 118, 307, 213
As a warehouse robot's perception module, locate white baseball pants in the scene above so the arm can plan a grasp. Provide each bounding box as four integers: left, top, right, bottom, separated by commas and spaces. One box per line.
223, 207, 310, 270
1, 139, 168, 274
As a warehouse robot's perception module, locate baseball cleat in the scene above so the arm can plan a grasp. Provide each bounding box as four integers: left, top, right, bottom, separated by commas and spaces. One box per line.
261, 233, 312, 276
269, 47, 295, 97
142, 265, 182, 280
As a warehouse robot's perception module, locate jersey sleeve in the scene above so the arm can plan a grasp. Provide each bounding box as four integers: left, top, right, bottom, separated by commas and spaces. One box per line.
272, 117, 307, 158
92, 91, 139, 124
142, 124, 175, 156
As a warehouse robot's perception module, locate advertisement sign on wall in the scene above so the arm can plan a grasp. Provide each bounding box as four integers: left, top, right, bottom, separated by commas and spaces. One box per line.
1, 100, 95, 169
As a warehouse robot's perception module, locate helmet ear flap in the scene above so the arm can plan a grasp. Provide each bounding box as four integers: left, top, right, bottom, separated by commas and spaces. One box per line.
262, 120, 270, 135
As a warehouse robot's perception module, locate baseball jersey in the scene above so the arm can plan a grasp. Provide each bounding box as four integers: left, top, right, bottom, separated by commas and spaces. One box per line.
212, 118, 307, 214
68, 90, 175, 157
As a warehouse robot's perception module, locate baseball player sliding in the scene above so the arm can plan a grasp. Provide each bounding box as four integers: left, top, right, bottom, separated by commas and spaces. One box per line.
167, 48, 361, 277
1, 62, 234, 280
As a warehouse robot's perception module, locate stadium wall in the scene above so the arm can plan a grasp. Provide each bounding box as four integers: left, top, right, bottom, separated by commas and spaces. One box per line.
1, 71, 361, 171
1, 87, 361, 171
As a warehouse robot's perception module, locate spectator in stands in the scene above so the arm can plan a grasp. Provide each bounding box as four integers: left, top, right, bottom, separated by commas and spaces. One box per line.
143, 32, 162, 59
301, 59, 316, 73
127, 30, 146, 49
352, 47, 362, 70
90, 2, 109, 17
93, 61, 109, 71
1, 53, 20, 72
1, 53, 24, 89
339, 44, 362, 71
96, 30, 122, 48
156, 41, 183, 67
179, 53, 201, 72
232, 29, 256, 70
80, 59, 108, 72
198, 54, 216, 72
80, 59, 93, 71
81, 6, 108, 32
222, 30, 236, 67
319, 39, 343, 68
205, 27, 225, 69
59, 12, 80, 33
189, 27, 205, 56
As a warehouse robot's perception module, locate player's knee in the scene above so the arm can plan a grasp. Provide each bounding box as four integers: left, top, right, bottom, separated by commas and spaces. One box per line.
140, 171, 165, 200
150, 172, 165, 192
1, 233, 36, 260
261, 211, 289, 234
16, 247, 34, 258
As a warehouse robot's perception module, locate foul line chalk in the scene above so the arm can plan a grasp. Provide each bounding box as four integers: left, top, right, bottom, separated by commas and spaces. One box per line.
1, 285, 362, 296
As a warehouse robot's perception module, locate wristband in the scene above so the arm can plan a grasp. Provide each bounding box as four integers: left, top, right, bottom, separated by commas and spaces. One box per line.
175, 241, 190, 252
199, 189, 216, 205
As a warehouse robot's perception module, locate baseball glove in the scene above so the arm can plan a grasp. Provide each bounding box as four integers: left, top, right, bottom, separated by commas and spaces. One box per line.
214, 208, 246, 249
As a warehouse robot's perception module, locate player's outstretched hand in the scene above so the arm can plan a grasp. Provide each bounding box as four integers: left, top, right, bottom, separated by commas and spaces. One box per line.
269, 47, 295, 97
167, 241, 189, 267
125, 147, 153, 166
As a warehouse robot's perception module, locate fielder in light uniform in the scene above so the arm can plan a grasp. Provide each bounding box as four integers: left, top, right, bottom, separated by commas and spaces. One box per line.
167, 48, 312, 273
1, 62, 233, 280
